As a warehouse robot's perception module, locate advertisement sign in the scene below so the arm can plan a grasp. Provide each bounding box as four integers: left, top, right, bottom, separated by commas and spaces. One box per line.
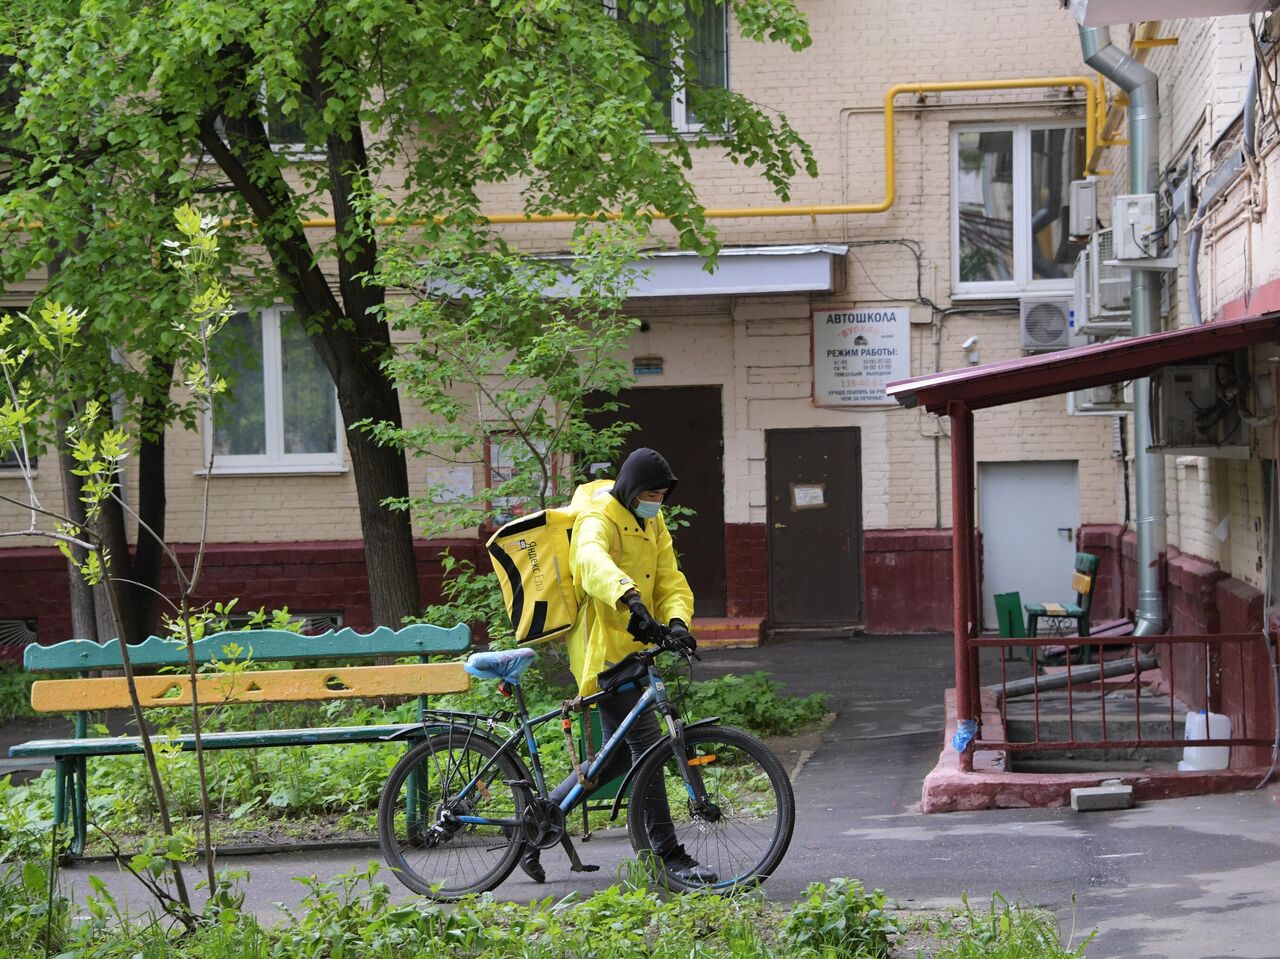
813, 307, 911, 407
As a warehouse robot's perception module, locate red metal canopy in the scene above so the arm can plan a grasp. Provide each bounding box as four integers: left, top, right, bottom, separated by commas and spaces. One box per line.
887, 313, 1280, 414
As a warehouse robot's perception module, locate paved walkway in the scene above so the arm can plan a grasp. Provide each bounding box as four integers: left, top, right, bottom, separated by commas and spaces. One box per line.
37, 635, 1280, 958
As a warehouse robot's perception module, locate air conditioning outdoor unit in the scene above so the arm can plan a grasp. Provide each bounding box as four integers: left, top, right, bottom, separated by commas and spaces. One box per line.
1150, 360, 1250, 459
1090, 229, 1131, 315
1020, 292, 1080, 352
1067, 381, 1132, 416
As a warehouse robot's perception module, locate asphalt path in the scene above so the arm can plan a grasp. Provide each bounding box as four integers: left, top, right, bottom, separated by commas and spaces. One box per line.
48, 635, 1280, 958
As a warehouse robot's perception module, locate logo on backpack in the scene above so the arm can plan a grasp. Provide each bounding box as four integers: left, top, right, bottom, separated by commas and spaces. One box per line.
486, 479, 619, 645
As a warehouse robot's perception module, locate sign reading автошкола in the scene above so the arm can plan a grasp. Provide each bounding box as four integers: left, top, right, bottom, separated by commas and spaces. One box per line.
812, 307, 910, 407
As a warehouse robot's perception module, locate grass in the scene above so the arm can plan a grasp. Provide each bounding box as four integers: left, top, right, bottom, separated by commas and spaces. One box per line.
0, 856, 1095, 959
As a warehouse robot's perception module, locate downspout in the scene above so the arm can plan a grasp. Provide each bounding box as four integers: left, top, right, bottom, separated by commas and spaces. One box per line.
1080, 25, 1167, 638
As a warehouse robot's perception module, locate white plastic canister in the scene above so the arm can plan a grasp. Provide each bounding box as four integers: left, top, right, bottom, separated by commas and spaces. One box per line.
1178, 709, 1231, 771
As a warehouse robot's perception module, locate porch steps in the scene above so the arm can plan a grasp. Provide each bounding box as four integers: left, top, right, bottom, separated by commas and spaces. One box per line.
1005, 679, 1186, 771
694, 617, 762, 649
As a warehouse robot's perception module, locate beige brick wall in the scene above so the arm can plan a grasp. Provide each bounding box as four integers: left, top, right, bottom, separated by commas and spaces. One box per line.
0, 0, 1134, 553
1116, 16, 1280, 590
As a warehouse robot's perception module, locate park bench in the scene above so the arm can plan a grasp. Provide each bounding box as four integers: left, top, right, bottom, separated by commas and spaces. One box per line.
9, 623, 472, 856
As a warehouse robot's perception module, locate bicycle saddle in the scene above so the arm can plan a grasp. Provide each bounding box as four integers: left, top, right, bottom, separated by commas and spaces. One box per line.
464, 647, 536, 685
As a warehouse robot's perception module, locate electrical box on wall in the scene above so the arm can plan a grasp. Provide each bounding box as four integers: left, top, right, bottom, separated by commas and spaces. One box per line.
1150, 357, 1251, 459
1068, 179, 1098, 236
1112, 194, 1159, 260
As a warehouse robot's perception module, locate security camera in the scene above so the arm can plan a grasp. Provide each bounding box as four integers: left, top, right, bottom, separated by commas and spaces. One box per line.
961, 336, 979, 350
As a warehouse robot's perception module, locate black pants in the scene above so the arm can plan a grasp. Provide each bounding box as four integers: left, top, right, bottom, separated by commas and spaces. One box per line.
548, 685, 680, 858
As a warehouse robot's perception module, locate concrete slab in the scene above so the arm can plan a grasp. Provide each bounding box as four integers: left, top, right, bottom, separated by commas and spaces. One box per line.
1071, 781, 1134, 811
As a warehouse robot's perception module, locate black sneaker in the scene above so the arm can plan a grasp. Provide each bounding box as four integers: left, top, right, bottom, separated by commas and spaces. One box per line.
664, 851, 718, 885
519, 846, 545, 883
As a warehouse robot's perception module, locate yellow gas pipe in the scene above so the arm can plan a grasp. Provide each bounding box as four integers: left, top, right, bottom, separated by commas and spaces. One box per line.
299, 75, 1100, 229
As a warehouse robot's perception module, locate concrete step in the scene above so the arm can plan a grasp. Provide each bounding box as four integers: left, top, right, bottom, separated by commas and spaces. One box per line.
695, 618, 762, 648
1005, 684, 1188, 767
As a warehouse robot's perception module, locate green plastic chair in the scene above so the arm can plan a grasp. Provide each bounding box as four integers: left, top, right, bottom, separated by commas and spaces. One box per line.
994, 591, 1028, 639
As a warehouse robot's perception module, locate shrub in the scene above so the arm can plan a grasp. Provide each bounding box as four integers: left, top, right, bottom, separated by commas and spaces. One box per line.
782, 878, 901, 957
685, 672, 828, 737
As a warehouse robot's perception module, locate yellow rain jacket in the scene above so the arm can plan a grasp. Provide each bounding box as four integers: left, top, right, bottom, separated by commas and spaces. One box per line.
566, 485, 694, 696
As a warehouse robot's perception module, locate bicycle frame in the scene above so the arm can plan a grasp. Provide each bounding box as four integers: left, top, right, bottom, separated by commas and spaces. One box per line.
424, 658, 708, 829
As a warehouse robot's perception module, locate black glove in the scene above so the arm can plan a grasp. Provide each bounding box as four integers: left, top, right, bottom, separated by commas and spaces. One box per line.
666, 619, 697, 654
625, 594, 662, 643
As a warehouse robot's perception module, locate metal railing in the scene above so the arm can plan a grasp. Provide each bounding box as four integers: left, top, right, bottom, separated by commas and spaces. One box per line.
970, 633, 1276, 757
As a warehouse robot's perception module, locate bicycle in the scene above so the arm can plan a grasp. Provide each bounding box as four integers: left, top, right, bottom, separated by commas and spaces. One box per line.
377, 634, 796, 900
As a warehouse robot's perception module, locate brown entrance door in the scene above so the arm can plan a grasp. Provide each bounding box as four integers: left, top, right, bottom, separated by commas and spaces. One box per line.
587, 387, 727, 617
766, 427, 862, 629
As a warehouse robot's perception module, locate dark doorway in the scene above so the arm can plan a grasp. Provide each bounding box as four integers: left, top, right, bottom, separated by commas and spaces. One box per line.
766, 427, 862, 630
587, 387, 727, 617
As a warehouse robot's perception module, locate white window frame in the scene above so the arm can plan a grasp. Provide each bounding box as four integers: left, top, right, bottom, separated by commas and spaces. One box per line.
607, 0, 729, 135
950, 121, 1084, 299
203, 305, 345, 476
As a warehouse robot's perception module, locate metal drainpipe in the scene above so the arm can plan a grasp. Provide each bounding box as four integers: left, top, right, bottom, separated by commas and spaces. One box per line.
1080, 25, 1167, 638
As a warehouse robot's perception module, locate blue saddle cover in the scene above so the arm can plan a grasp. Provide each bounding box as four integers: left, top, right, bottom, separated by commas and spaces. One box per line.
465, 647, 536, 685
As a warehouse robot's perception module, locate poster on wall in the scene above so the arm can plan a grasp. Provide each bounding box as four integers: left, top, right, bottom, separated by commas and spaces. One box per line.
812, 307, 911, 407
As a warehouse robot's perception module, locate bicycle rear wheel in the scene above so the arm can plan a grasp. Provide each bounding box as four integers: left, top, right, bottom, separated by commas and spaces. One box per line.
626, 724, 794, 892
378, 728, 527, 899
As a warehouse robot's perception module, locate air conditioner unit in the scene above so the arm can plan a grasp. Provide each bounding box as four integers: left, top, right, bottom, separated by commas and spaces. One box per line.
1089, 229, 1131, 315
1150, 359, 1250, 459
1020, 292, 1080, 352
1067, 381, 1132, 416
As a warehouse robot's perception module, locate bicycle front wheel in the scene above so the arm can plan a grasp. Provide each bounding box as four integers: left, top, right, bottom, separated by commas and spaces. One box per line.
626, 724, 795, 892
378, 728, 527, 899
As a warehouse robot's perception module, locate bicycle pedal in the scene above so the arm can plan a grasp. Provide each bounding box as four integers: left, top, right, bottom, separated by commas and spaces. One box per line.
571, 862, 601, 873
503, 779, 532, 787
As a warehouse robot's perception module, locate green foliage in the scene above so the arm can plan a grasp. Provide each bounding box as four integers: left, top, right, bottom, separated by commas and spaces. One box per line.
0, 861, 68, 957
925, 894, 1095, 959
0, 862, 1099, 959
685, 671, 827, 736
783, 878, 901, 958
0, 662, 48, 724
368, 222, 645, 537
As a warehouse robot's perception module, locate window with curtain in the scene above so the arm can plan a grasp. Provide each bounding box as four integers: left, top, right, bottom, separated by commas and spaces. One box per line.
618, 0, 729, 132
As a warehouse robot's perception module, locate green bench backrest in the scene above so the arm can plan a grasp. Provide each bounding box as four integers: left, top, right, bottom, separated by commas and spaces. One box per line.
24, 623, 472, 674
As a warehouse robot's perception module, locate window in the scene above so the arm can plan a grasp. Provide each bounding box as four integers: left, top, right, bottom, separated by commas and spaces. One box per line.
208, 306, 343, 473
952, 123, 1086, 296
618, 0, 729, 132
0, 447, 34, 473
484, 433, 556, 527
263, 92, 324, 157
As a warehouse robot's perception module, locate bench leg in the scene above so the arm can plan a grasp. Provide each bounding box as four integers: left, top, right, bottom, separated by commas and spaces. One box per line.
71, 756, 88, 856
53, 759, 68, 832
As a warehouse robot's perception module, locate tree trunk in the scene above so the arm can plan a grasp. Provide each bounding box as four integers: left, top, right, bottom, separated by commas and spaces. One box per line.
96, 471, 139, 644
336, 374, 421, 627
130, 357, 173, 637
56, 416, 98, 642
199, 102, 422, 628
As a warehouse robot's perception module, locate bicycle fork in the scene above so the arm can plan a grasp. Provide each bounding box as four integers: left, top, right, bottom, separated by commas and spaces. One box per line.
661, 713, 722, 822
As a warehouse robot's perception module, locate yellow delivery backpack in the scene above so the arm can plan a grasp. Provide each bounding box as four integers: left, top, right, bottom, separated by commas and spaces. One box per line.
486, 479, 620, 645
